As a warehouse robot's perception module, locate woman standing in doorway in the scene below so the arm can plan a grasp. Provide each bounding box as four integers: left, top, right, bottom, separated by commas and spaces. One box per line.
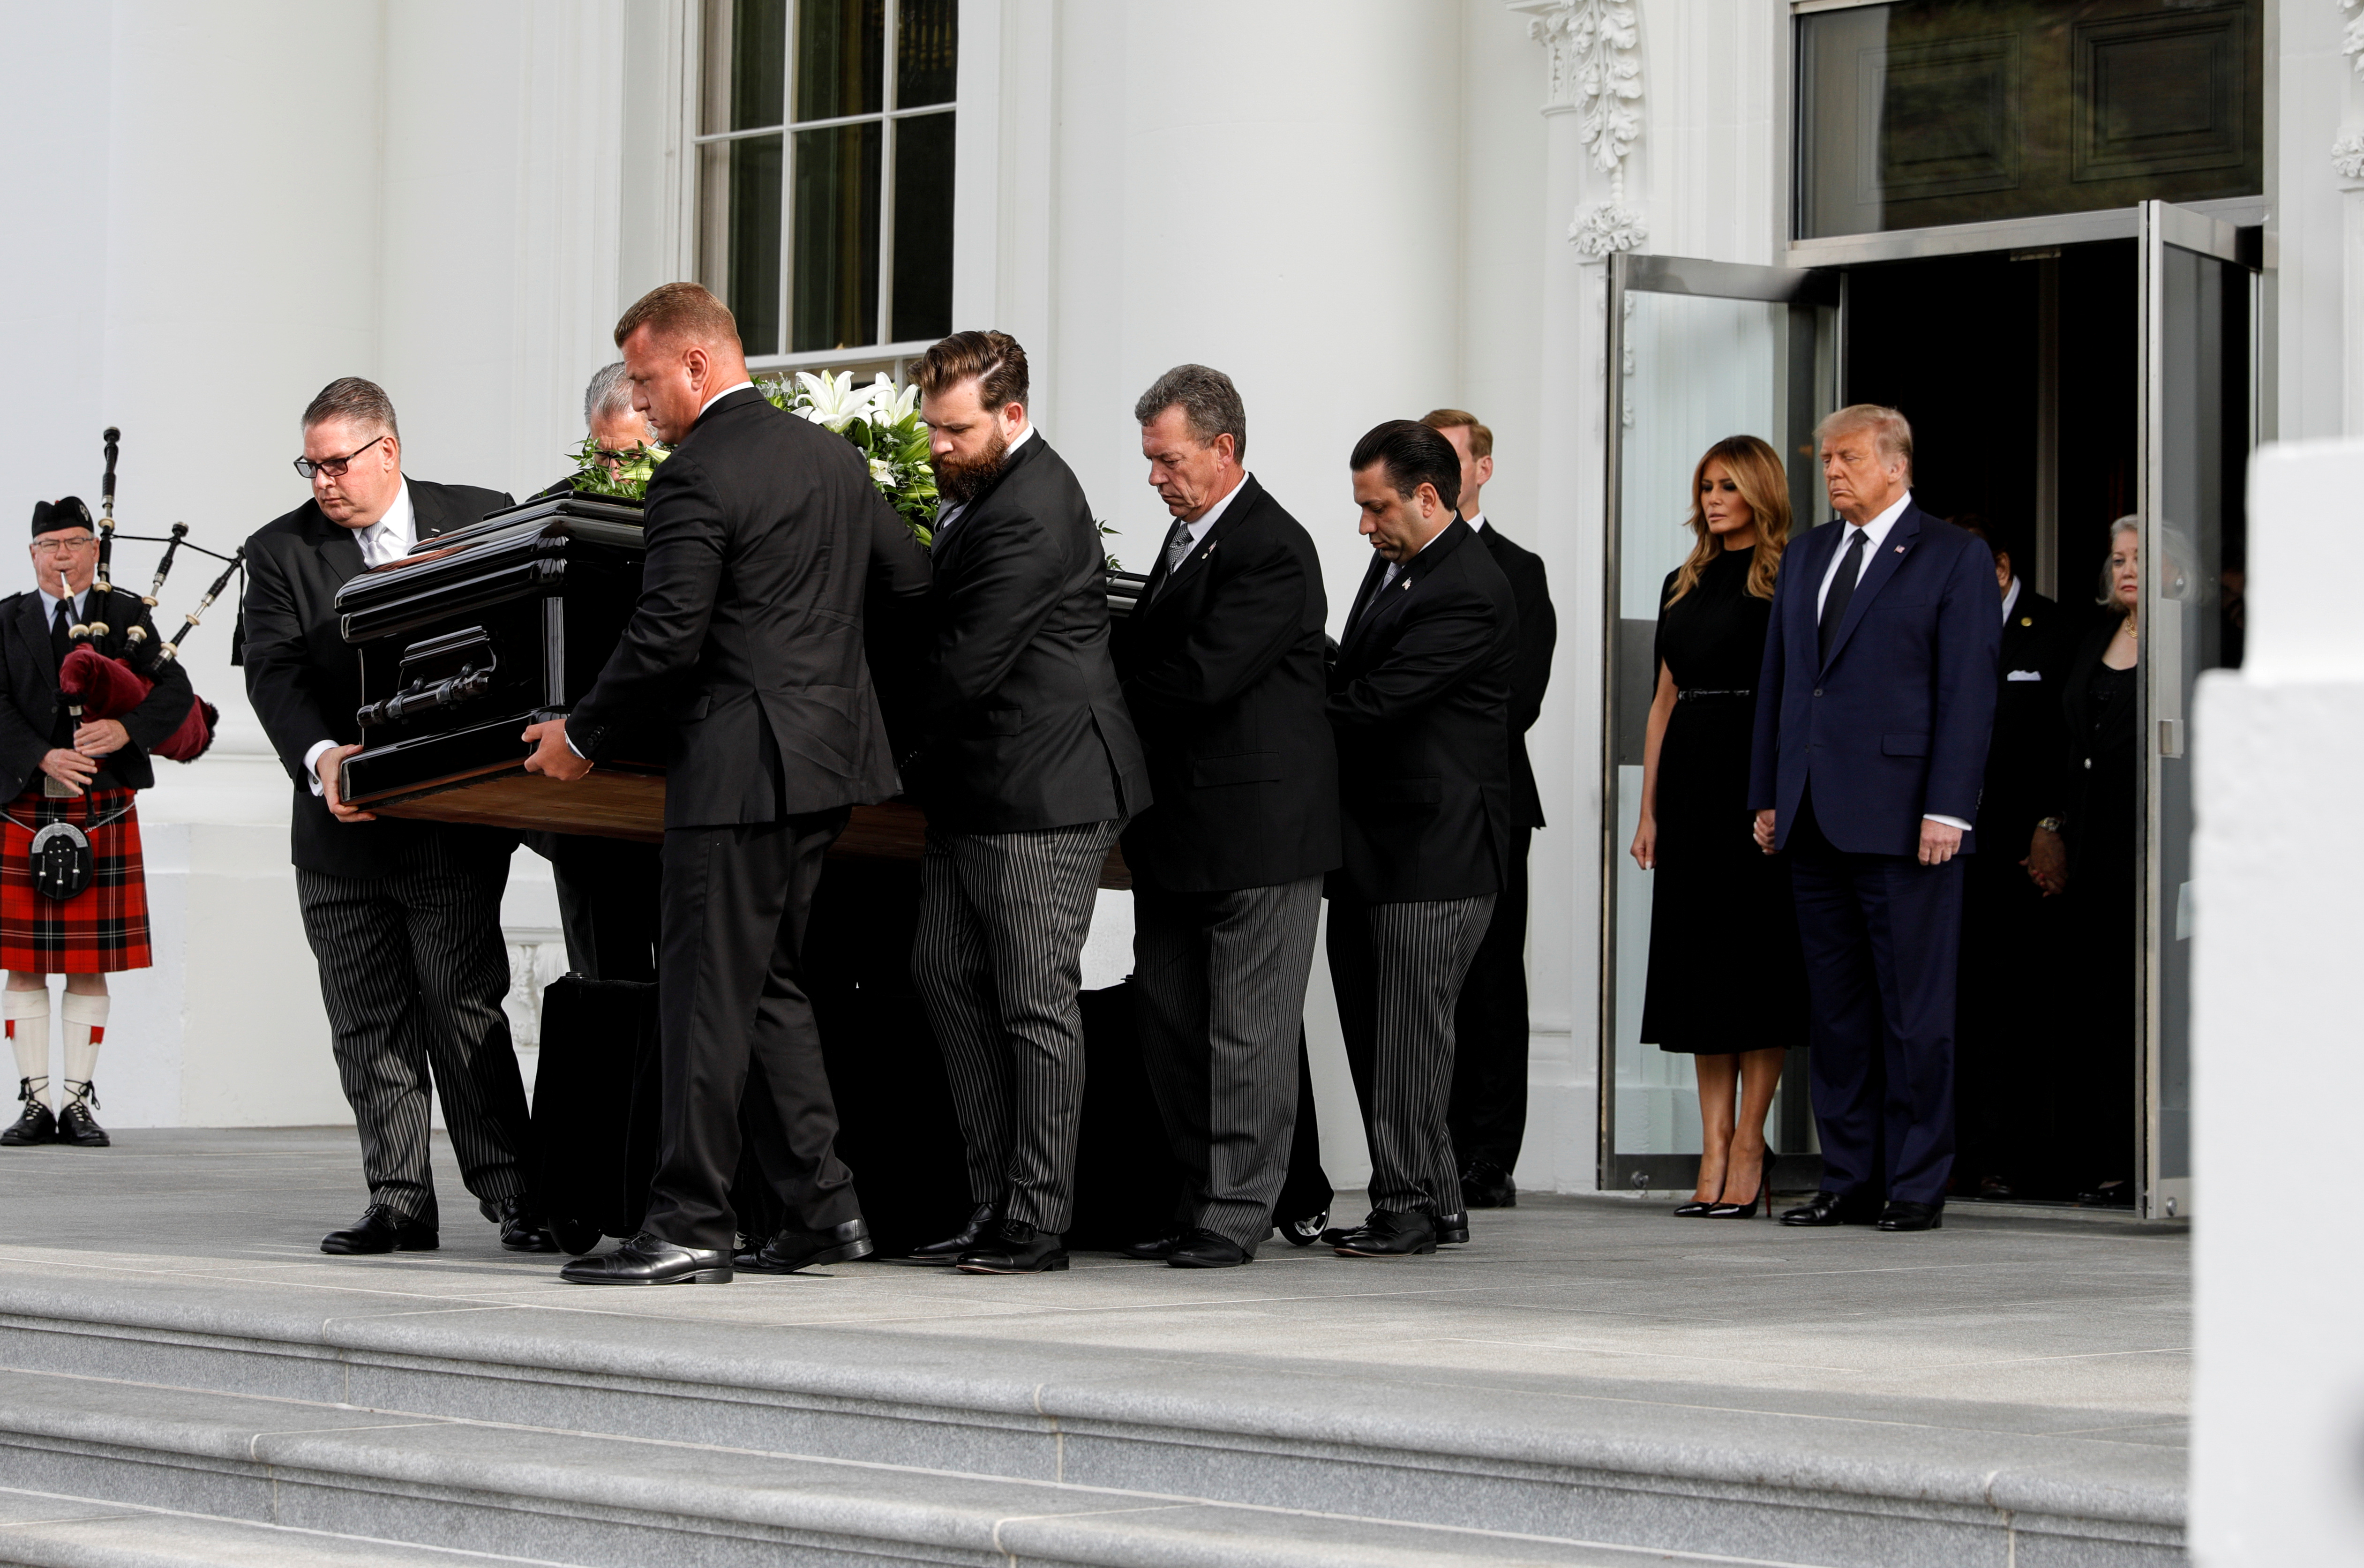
2051, 518, 2144, 1205
1630, 436, 1809, 1218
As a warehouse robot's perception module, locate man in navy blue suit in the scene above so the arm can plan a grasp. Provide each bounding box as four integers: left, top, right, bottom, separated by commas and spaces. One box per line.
1748, 405, 1999, 1232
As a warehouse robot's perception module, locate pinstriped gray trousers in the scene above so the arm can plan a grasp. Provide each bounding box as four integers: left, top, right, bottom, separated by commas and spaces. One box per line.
1133, 876, 1323, 1251
911, 819, 1121, 1234
1327, 893, 1496, 1217
296, 841, 533, 1226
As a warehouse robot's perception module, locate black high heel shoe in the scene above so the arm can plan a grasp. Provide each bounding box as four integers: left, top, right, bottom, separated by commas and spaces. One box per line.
1672, 1197, 1716, 1218
1706, 1149, 1775, 1219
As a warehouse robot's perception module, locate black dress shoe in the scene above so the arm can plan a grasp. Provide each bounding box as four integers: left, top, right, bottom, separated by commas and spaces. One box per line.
956, 1220, 1069, 1274
2077, 1180, 2136, 1208
1672, 1199, 1716, 1218
1117, 1230, 1187, 1260
1167, 1229, 1250, 1268
1434, 1210, 1471, 1245
54, 1084, 107, 1148
1877, 1200, 1944, 1232
1779, 1190, 1878, 1228
737, 1217, 876, 1274
559, 1230, 732, 1285
484, 1195, 558, 1253
910, 1203, 997, 1262
1332, 1208, 1437, 1257
1459, 1159, 1516, 1209
0, 1083, 54, 1147
1276, 1209, 1329, 1247
321, 1204, 438, 1255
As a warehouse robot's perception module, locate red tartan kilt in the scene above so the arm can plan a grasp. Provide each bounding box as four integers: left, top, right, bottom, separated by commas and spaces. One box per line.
0, 786, 150, 973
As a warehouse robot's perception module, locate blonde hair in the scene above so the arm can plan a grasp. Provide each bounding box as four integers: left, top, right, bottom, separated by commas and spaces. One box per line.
1419, 408, 1493, 460
1814, 403, 1914, 477
1667, 435, 1791, 605
614, 282, 741, 352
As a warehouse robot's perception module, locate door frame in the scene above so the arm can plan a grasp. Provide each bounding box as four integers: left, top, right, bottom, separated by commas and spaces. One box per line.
1598, 252, 1840, 1193
2137, 198, 2257, 1223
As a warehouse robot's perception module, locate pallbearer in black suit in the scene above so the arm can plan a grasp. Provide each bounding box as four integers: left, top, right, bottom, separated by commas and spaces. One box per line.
0, 497, 194, 1150
1110, 366, 1339, 1269
1951, 518, 2072, 1200
1324, 421, 1517, 1259
242, 378, 546, 1256
907, 331, 1152, 1275
1421, 409, 1556, 1213
523, 362, 663, 983
525, 285, 931, 1285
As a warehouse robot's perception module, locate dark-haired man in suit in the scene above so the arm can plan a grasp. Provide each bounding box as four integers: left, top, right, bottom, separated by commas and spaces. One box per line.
1324, 420, 1517, 1259
243, 376, 545, 1257
1421, 409, 1555, 1212
525, 283, 931, 1286
1111, 364, 1338, 1269
907, 329, 1152, 1276
1951, 518, 2070, 1199
1749, 405, 1999, 1233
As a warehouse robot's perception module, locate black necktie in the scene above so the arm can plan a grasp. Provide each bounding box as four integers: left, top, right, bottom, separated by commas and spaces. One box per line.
50, 598, 74, 663
1818, 527, 1867, 665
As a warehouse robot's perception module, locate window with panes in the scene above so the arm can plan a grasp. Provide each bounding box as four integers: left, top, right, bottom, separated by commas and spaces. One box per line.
697, 0, 956, 361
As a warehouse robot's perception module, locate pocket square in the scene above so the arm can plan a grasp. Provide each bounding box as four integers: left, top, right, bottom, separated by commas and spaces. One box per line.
2006, 670, 2042, 682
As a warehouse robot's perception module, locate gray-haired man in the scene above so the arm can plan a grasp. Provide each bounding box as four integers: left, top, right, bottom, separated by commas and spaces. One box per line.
1108, 365, 1340, 1268
526, 363, 664, 981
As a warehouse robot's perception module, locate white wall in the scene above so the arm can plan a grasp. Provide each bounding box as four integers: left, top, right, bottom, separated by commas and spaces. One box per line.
2190, 439, 2364, 1565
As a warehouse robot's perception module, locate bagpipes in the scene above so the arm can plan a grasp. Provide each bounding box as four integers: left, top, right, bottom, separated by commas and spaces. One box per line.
55, 427, 239, 765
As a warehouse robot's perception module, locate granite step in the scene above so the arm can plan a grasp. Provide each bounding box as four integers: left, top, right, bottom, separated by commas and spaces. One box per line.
0, 1373, 1820, 1568
0, 1274, 2184, 1568
0, 1487, 550, 1568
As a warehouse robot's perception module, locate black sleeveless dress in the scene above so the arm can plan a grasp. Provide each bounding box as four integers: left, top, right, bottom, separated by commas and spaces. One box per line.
1637, 547, 1809, 1054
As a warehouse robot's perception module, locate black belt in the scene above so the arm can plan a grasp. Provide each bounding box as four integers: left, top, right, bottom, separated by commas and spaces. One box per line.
1676, 688, 1753, 702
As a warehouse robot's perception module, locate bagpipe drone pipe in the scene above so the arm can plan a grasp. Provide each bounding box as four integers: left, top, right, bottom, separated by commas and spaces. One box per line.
55, 428, 239, 763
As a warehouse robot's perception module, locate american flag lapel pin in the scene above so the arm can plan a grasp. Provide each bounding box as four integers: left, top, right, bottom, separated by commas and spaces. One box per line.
1893, 544, 1906, 553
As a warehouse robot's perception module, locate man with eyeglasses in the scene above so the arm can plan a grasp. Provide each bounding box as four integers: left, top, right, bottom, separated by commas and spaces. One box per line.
0, 497, 194, 1150
242, 376, 551, 1258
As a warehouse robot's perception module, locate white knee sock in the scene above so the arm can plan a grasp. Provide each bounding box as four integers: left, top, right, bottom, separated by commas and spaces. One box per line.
60, 993, 107, 1096
6, 989, 51, 1104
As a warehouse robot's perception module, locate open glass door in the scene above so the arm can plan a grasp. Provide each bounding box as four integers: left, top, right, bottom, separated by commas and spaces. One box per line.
2137, 200, 2257, 1222
1601, 254, 1840, 1193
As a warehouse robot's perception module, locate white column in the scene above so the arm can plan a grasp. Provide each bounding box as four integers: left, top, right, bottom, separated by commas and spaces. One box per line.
2190, 438, 2364, 1566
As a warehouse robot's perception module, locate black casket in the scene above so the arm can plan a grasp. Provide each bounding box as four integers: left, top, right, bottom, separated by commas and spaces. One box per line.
334, 489, 1139, 886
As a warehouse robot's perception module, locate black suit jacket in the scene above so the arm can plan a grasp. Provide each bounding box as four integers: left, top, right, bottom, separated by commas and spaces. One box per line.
1478, 519, 1556, 830
567, 386, 931, 828
914, 433, 1150, 833
1326, 518, 1518, 903
243, 478, 517, 878
1111, 475, 1339, 892
0, 588, 194, 801
1974, 584, 2072, 856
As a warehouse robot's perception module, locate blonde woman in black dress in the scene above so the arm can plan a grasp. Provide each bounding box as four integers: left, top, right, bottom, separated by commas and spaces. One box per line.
1629, 436, 1809, 1218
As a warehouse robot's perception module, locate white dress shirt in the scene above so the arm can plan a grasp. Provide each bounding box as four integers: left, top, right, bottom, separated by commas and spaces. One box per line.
1814, 488, 1913, 616
306, 481, 419, 792
1467, 510, 1489, 534
1176, 469, 1249, 555
35, 586, 88, 632
2000, 575, 2022, 623
1810, 490, 1968, 834
932, 423, 1035, 537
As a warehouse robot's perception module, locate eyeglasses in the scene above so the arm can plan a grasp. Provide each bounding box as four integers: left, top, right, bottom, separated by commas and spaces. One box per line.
293, 434, 390, 480
29, 538, 98, 556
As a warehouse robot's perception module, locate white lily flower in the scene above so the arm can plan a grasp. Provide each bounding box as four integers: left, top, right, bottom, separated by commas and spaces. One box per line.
868, 456, 894, 486
871, 376, 922, 427
794, 369, 873, 432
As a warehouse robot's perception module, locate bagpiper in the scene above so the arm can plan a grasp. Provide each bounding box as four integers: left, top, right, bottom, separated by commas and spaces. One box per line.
0, 497, 193, 1147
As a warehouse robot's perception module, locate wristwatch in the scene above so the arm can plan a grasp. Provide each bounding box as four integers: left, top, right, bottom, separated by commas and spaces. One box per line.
2035, 816, 2065, 833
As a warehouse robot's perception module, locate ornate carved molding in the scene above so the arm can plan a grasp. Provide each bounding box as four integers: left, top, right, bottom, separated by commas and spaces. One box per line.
1512, 0, 1647, 257
2336, 131, 2364, 184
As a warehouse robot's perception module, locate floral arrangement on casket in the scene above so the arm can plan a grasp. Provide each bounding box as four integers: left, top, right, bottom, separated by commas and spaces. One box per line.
561, 370, 938, 545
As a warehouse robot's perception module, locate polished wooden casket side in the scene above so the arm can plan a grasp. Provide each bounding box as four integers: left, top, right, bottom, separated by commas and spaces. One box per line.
333, 491, 1138, 886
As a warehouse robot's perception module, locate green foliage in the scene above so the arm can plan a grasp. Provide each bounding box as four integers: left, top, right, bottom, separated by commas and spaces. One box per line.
758, 370, 938, 548
563, 437, 668, 500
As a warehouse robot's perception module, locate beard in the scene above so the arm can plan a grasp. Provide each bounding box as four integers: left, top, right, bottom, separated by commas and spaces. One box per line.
936, 424, 1011, 506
